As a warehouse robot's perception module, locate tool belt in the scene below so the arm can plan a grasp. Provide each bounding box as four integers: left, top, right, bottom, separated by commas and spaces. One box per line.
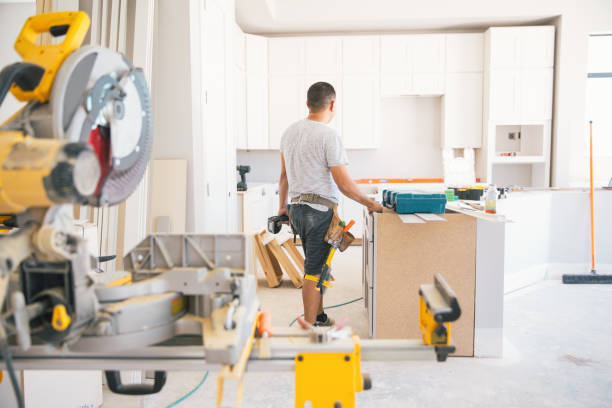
290, 193, 336, 209
324, 206, 355, 252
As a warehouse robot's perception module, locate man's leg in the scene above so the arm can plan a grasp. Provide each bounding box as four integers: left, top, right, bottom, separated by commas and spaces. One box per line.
302, 279, 322, 324
299, 206, 333, 324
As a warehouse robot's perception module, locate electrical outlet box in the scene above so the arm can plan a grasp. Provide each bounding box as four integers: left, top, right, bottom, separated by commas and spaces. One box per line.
508, 132, 515, 140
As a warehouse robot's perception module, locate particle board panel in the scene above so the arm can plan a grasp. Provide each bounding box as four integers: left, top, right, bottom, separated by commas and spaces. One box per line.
375, 211, 476, 356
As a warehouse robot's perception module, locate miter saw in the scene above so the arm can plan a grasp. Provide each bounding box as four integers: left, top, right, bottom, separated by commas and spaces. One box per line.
0, 12, 463, 408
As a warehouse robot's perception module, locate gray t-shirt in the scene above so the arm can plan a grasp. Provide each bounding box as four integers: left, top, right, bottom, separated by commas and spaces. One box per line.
281, 118, 349, 211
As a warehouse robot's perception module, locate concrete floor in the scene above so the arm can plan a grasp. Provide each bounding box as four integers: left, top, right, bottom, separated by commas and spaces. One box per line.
103, 247, 612, 407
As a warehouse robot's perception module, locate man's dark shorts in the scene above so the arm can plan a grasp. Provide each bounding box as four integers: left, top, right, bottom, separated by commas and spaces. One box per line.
288, 204, 333, 277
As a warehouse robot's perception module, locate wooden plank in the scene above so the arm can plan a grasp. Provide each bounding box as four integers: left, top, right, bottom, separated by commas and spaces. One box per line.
266, 236, 303, 288
258, 232, 283, 281
253, 233, 280, 288
374, 211, 476, 356
281, 240, 304, 276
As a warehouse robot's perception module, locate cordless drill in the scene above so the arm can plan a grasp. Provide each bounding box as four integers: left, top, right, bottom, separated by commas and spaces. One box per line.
236, 165, 250, 191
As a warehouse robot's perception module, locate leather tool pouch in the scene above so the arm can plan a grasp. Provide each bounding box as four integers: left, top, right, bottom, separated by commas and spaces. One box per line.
324, 206, 355, 252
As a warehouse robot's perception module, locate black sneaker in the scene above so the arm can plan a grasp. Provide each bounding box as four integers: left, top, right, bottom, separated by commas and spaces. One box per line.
315, 313, 334, 327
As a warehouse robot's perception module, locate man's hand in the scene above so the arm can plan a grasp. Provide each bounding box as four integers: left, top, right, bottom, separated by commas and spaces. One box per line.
278, 206, 288, 217
368, 202, 383, 214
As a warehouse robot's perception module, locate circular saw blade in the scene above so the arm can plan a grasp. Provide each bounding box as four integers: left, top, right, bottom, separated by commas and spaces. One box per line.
50, 46, 152, 206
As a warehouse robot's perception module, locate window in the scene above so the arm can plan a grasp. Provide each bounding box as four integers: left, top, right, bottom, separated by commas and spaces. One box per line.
586, 34, 612, 186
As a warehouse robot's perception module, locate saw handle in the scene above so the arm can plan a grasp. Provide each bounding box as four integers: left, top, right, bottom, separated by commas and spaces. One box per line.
105, 371, 167, 395
12, 11, 90, 102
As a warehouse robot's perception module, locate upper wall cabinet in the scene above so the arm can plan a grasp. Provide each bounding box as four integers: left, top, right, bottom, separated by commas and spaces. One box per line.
442, 33, 484, 148
305, 37, 341, 74
269, 37, 305, 75
244, 34, 269, 149
488, 26, 554, 69
380, 34, 445, 96
446, 33, 484, 72
343, 36, 379, 74
485, 27, 555, 124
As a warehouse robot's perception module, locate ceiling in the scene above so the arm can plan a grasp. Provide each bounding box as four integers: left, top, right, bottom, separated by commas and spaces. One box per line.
235, 0, 560, 35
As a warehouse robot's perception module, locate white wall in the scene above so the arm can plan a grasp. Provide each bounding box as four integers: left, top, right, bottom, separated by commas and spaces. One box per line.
500, 190, 612, 278
151, 0, 195, 231
237, 96, 443, 182
0, 3, 36, 124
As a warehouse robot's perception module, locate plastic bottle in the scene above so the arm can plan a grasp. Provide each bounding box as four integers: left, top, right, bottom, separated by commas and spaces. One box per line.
485, 184, 497, 214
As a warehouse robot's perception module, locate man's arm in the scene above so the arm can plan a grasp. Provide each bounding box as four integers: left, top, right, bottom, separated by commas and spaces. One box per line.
330, 165, 383, 213
278, 153, 289, 216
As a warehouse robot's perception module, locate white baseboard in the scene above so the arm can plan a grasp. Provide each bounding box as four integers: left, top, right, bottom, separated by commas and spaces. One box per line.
547, 263, 612, 279
504, 264, 547, 294
504, 263, 612, 293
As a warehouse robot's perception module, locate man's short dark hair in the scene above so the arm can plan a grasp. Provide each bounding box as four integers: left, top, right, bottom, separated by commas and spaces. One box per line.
307, 82, 336, 112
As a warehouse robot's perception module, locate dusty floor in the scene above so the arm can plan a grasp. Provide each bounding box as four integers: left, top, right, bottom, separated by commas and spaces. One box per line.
103, 247, 612, 407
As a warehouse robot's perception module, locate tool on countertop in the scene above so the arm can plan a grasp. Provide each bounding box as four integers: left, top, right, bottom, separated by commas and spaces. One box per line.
267, 214, 289, 234
236, 165, 250, 191
305, 219, 355, 294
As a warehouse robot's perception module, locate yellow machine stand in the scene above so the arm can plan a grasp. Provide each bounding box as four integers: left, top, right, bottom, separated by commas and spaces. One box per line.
295, 335, 370, 408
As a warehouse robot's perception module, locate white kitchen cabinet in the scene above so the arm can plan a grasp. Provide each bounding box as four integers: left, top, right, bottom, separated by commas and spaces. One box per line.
269, 37, 305, 75
519, 68, 553, 122
411, 35, 445, 73
343, 74, 379, 148
268, 75, 304, 149
342, 36, 379, 74
489, 26, 555, 69
488, 69, 520, 123
446, 33, 483, 73
305, 37, 341, 74
442, 72, 483, 148
233, 23, 245, 70
380, 34, 446, 95
245, 34, 269, 150
237, 183, 278, 233
234, 66, 247, 149
519, 27, 555, 68
202, 0, 229, 233
412, 72, 445, 95
483, 26, 555, 187
246, 34, 268, 75
246, 73, 269, 149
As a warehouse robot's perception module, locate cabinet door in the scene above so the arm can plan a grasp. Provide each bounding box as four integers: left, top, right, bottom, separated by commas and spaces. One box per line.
446, 33, 483, 73
246, 73, 268, 149
245, 34, 267, 75
203, 0, 228, 232
380, 35, 410, 73
489, 28, 520, 69
520, 68, 553, 122
268, 75, 304, 149
380, 74, 411, 96
234, 67, 247, 149
411, 35, 445, 73
269, 37, 305, 75
304, 37, 341, 74
233, 24, 245, 70
343, 74, 379, 148
520, 27, 555, 68
343, 36, 379, 74
489, 69, 519, 123
443, 72, 483, 148
412, 73, 445, 95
